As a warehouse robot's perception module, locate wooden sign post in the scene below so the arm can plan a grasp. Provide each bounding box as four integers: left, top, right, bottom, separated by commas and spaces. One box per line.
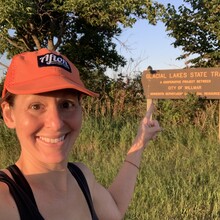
141, 67, 220, 140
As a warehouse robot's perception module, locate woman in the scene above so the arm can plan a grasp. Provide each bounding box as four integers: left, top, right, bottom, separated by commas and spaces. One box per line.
0, 48, 161, 220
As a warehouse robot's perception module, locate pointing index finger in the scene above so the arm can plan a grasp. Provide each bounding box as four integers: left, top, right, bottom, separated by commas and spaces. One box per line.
146, 103, 154, 120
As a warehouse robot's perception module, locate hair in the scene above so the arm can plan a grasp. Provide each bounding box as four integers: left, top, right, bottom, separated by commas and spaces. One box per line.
0, 92, 16, 118
0, 92, 16, 107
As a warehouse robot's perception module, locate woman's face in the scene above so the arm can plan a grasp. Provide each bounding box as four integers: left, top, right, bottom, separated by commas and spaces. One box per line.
2, 89, 82, 164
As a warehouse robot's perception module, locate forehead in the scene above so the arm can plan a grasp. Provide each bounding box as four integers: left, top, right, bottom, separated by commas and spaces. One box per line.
36, 89, 80, 98
15, 89, 80, 101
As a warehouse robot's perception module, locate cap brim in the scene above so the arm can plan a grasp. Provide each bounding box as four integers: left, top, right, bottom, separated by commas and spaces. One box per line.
5, 75, 99, 97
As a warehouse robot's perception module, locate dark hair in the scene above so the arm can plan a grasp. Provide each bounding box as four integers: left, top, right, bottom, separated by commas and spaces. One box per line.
1, 92, 16, 106
0, 92, 16, 117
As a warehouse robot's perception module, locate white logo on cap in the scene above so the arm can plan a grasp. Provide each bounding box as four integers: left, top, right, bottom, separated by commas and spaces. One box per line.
38, 53, 71, 72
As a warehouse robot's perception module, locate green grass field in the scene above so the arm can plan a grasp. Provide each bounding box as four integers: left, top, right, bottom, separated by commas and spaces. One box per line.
1, 112, 220, 219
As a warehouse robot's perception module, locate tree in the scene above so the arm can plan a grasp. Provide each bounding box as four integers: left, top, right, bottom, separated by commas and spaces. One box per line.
163, 0, 220, 67
0, 0, 164, 83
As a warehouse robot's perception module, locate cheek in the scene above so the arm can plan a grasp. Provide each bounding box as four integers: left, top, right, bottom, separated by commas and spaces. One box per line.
67, 109, 83, 131
15, 114, 42, 139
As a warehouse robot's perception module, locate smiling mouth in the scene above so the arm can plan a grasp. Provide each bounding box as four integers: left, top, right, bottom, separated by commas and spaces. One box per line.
38, 135, 66, 144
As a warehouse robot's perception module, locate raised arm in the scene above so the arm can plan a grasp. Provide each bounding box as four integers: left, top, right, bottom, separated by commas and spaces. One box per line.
92, 103, 161, 220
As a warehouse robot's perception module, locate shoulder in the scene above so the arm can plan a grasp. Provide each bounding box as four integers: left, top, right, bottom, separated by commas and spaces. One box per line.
71, 162, 96, 187
71, 163, 122, 219
70, 163, 122, 219
0, 169, 13, 202
69, 162, 97, 199
0, 181, 11, 204
72, 162, 95, 180
0, 171, 20, 219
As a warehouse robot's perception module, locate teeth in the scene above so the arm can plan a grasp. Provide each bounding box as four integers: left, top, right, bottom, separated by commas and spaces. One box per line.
39, 135, 65, 144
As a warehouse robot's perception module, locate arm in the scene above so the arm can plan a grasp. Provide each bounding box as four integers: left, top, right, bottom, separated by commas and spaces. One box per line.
93, 103, 161, 220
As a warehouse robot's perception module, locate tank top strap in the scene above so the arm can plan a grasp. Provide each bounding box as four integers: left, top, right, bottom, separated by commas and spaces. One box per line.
1, 164, 99, 220
0, 170, 44, 220
7, 165, 38, 207
68, 162, 99, 220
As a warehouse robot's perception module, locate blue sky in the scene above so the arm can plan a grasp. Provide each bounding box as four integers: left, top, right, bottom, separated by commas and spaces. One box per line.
0, 0, 186, 79
109, 0, 186, 78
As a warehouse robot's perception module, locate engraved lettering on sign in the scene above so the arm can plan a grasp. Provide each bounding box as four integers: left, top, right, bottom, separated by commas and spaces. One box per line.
141, 67, 220, 99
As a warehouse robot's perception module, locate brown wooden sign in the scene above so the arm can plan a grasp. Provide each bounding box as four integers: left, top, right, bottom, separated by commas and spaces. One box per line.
141, 67, 220, 99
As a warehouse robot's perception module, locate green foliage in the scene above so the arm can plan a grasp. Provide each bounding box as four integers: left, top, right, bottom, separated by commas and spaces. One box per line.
82, 73, 146, 118
60, 100, 220, 219
0, 76, 5, 97
0, 123, 20, 167
127, 125, 220, 219
0, 0, 164, 85
163, 0, 220, 67
155, 93, 218, 128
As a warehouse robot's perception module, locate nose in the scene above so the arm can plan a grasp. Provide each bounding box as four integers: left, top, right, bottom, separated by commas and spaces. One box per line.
44, 106, 64, 130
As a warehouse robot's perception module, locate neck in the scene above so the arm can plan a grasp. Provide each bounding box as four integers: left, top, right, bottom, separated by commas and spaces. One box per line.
15, 158, 70, 192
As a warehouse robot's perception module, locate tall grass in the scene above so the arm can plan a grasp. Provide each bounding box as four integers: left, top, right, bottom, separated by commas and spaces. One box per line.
128, 126, 220, 219
0, 122, 20, 168
69, 115, 220, 220
0, 107, 220, 219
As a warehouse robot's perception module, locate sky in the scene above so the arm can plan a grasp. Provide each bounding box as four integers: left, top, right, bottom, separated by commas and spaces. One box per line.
108, 0, 186, 78
0, 0, 186, 79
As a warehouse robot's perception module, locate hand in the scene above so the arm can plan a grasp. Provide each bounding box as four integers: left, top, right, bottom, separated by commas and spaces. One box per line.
133, 103, 161, 150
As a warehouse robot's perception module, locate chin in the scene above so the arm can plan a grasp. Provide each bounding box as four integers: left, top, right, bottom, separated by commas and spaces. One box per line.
40, 153, 68, 165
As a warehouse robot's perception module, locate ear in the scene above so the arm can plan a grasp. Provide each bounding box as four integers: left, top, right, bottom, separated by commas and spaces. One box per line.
1, 102, 16, 129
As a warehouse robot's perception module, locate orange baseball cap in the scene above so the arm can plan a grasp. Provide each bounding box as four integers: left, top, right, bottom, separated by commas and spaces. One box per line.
2, 48, 99, 98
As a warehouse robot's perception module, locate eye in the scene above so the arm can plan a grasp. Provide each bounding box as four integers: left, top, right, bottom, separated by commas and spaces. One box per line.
60, 100, 76, 110
29, 103, 44, 111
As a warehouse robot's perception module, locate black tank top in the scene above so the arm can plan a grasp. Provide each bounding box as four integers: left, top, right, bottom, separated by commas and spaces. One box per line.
0, 163, 99, 220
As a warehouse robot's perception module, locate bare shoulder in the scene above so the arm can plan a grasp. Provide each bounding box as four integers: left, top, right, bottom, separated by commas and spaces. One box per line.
72, 163, 122, 220
0, 173, 20, 219
72, 162, 96, 186
0, 181, 11, 204
73, 162, 95, 179
71, 162, 97, 197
